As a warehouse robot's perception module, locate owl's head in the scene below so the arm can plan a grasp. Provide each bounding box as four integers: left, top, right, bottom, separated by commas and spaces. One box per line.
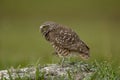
40, 21, 58, 36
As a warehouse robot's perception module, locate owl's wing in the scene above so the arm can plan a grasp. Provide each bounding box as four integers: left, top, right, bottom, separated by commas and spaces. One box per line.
54, 28, 80, 50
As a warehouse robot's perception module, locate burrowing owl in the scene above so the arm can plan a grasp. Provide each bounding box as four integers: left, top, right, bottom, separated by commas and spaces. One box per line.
40, 21, 90, 60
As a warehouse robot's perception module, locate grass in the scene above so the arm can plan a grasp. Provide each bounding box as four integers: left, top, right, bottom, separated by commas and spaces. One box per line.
1, 60, 120, 80
89, 61, 120, 80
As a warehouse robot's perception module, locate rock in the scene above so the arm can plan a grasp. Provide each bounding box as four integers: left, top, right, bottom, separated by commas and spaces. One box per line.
0, 62, 94, 80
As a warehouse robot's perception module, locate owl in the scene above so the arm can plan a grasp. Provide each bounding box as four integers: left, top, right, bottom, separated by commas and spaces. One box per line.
40, 21, 90, 60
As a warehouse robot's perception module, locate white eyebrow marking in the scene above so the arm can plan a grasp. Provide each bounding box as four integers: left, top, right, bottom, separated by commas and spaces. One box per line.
40, 25, 45, 29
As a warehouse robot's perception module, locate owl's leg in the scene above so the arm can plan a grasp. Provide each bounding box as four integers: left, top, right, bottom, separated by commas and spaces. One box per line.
58, 56, 64, 66
60, 56, 69, 67
61, 56, 65, 67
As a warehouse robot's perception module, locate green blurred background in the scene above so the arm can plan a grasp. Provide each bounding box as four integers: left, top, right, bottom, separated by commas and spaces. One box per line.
0, 0, 120, 70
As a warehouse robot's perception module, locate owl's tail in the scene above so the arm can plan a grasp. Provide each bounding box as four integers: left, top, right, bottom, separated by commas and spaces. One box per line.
78, 42, 90, 59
